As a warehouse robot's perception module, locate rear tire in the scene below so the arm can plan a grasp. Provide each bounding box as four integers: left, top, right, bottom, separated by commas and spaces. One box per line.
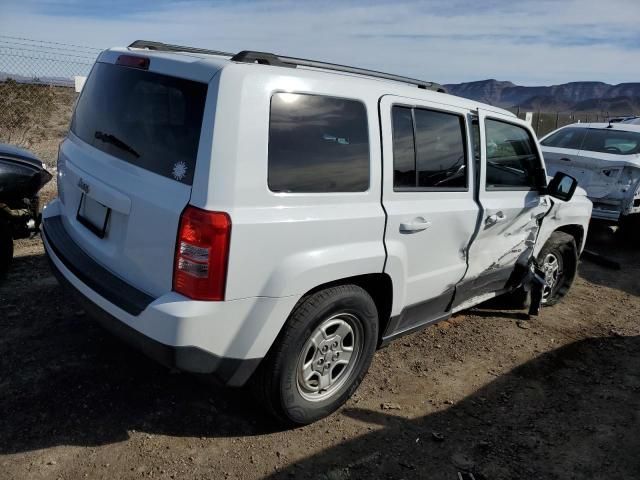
537, 231, 578, 306
251, 284, 378, 425
0, 219, 13, 283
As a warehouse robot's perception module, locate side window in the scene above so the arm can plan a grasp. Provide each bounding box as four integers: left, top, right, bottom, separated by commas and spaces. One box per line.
540, 127, 586, 149
581, 129, 640, 155
414, 109, 467, 188
485, 119, 541, 190
392, 106, 468, 190
268, 93, 370, 193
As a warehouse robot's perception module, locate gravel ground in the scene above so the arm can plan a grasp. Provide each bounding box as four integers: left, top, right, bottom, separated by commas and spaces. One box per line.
0, 223, 639, 480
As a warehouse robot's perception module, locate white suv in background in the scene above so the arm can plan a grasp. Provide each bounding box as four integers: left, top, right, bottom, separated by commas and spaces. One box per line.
541, 122, 640, 236
42, 41, 591, 425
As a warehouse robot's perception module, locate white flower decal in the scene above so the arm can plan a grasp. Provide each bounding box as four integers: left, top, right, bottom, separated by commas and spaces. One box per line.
172, 161, 187, 181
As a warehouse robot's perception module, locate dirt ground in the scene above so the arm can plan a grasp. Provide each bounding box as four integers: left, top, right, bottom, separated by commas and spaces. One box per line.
1, 219, 639, 480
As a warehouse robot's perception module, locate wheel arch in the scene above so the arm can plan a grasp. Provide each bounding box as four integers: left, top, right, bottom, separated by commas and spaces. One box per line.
291, 273, 394, 346
554, 224, 585, 252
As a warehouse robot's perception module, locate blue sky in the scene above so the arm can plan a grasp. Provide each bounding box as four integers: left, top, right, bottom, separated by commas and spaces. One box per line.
1, 0, 639, 85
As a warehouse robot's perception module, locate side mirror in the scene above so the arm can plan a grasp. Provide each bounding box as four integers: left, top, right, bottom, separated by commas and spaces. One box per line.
546, 171, 578, 202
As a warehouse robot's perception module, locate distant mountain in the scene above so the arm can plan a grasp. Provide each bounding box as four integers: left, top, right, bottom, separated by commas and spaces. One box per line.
444, 79, 640, 113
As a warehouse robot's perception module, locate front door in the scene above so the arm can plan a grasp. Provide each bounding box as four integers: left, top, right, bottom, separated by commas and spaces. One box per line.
540, 125, 586, 169
380, 95, 479, 336
454, 109, 550, 309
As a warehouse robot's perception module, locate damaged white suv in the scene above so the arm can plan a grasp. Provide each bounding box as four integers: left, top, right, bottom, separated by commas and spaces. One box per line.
541, 122, 640, 237
42, 41, 592, 425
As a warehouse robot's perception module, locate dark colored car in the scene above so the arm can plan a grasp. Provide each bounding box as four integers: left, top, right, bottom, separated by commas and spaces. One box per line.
0, 143, 52, 280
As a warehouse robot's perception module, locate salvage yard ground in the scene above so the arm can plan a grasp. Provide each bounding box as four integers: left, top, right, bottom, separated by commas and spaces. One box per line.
0, 223, 639, 480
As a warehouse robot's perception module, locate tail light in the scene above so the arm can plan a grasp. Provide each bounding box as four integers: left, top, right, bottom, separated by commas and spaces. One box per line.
173, 206, 231, 301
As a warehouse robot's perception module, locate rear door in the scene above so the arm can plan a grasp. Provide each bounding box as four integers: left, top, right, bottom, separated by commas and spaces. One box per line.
56, 54, 215, 297
380, 95, 479, 330
455, 109, 549, 308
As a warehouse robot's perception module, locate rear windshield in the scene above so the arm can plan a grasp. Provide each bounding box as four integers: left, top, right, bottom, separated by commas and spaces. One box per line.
71, 62, 208, 185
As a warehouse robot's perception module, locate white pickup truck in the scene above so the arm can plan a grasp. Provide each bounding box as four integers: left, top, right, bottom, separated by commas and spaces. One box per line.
42, 41, 592, 425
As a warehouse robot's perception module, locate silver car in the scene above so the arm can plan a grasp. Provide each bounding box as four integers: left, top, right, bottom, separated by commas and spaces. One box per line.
540, 122, 640, 236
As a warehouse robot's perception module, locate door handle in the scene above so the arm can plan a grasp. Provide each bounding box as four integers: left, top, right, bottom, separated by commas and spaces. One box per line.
400, 218, 432, 233
485, 211, 507, 226
560, 157, 572, 162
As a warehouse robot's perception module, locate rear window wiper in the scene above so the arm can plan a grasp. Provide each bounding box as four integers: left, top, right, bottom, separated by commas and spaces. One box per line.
94, 131, 140, 159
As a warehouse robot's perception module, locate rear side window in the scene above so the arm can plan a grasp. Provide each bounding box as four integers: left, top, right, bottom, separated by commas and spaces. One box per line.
581, 129, 640, 155
268, 93, 369, 193
541, 127, 586, 149
71, 62, 207, 185
392, 106, 468, 190
485, 119, 541, 190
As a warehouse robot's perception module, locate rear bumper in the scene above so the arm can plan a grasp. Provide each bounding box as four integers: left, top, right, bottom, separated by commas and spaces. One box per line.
47, 254, 260, 385
41, 203, 298, 386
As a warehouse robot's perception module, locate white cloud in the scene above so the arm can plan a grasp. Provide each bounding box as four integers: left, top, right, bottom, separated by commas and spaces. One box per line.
1, 0, 639, 85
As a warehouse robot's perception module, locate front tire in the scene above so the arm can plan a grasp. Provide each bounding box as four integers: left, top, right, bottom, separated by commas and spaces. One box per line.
537, 231, 578, 306
251, 284, 378, 425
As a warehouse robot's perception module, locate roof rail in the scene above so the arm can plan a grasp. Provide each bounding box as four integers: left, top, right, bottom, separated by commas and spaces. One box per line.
128, 40, 446, 93
129, 40, 233, 58
232, 51, 445, 92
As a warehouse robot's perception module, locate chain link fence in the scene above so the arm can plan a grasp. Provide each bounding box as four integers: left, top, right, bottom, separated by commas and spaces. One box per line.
0, 35, 637, 157
0, 35, 100, 163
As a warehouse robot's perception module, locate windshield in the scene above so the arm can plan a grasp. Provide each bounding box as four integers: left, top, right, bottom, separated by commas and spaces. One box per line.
71, 62, 208, 185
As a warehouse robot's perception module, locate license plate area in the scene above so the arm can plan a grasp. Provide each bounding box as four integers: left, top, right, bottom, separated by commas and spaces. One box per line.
77, 194, 111, 238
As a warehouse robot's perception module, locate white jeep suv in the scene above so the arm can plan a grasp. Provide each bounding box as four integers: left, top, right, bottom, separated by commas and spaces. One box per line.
42, 41, 592, 424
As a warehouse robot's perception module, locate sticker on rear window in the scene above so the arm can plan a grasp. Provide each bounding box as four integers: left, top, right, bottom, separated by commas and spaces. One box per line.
172, 161, 188, 181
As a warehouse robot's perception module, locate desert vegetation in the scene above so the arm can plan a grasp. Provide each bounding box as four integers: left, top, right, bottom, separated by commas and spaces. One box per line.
0, 80, 76, 164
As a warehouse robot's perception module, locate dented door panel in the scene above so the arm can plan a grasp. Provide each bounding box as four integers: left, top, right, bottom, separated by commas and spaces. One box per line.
455, 110, 549, 308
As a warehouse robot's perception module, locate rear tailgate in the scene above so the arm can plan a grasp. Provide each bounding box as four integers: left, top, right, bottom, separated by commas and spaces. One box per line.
55, 50, 219, 298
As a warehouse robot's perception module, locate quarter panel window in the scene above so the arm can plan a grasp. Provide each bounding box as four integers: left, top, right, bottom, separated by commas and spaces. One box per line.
268, 93, 370, 193
485, 119, 541, 190
392, 105, 468, 190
